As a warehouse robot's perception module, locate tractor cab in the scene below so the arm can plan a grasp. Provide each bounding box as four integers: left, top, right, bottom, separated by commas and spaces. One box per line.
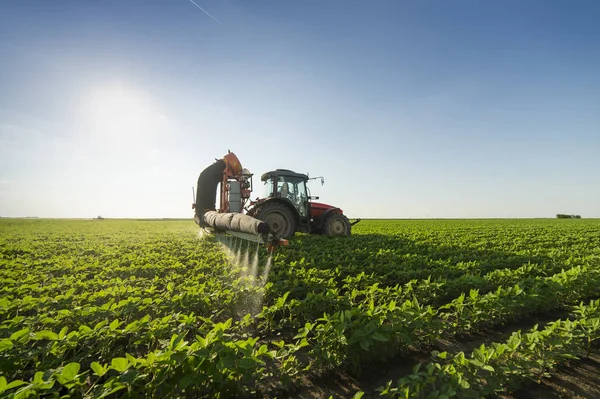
261, 169, 310, 219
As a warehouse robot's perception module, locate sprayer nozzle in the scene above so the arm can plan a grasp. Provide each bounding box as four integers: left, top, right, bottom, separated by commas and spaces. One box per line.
257, 222, 270, 234
266, 238, 288, 254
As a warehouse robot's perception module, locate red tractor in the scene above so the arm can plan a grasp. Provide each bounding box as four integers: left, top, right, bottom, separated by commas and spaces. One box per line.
193, 152, 360, 240
247, 168, 361, 238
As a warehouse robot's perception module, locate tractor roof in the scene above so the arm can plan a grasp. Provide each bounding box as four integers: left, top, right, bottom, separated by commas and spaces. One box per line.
261, 169, 309, 182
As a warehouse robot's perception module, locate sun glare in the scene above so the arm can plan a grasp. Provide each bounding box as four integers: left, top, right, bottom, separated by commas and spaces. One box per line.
88, 86, 154, 141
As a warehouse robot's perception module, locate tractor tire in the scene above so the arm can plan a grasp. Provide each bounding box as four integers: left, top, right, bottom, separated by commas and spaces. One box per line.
322, 213, 351, 237
255, 202, 296, 239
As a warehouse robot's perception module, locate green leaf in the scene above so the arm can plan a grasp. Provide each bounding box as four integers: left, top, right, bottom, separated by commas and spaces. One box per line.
170, 352, 187, 363
482, 365, 495, 372
10, 328, 29, 341
178, 373, 194, 390
109, 319, 120, 331
91, 362, 106, 377
219, 355, 236, 369
94, 320, 107, 330
147, 351, 155, 366
0, 377, 6, 393
33, 372, 44, 384
61, 362, 81, 380
0, 340, 14, 352
371, 333, 389, 342
34, 330, 59, 341
257, 344, 269, 355
238, 358, 256, 370
5, 380, 26, 391
79, 325, 92, 334
412, 363, 422, 374
97, 383, 126, 398
111, 357, 129, 372
125, 353, 138, 366
58, 326, 68, 340
118, 369, 139, 384
359, 340, 370, 350
388, 300, 396, 311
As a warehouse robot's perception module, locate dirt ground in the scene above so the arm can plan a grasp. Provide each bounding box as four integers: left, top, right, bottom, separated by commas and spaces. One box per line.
288, 312, 600, 399
500, 350, 600, 399
290, 350, 600, 398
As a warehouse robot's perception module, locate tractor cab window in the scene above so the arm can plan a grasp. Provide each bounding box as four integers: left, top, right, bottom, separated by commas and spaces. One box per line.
276, 178, 290, 199
278, 180, 290, 198
263, 179, 274, 198
277, 176, 307, 217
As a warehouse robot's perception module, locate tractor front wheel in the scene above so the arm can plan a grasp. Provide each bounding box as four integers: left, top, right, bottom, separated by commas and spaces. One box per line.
255, 202, 296, 239
322, 213, 351, 237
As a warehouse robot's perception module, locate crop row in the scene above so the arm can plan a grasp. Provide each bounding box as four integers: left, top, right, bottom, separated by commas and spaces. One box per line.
2, 219, 600, 398
269, 219, 600, 292
258, 255, 600, 337
0, 318, 307, 398
5, 250, 592, 395
378, 299, 600, 398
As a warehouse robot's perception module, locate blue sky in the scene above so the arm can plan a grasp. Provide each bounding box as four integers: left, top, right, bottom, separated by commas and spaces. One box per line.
1, 0, 599, 219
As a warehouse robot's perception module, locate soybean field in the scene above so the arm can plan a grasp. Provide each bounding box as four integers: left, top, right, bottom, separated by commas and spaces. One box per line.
1, 218, 600, 398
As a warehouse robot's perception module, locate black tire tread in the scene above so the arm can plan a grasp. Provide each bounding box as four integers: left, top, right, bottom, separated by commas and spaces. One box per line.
255, 202, 297, 239
322, 213, 351, 236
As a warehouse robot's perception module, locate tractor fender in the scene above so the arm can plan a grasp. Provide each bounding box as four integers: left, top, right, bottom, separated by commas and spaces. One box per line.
248, 197, 300, 223
312, 207, 342, 231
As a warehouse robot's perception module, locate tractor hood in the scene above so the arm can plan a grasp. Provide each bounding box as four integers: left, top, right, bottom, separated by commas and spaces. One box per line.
311, 202, 341, 212
310, 201, 342, 220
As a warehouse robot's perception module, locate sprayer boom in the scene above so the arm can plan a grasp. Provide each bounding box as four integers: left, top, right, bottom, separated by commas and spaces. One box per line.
216, 230, 288, 253
194, 151, 290, 253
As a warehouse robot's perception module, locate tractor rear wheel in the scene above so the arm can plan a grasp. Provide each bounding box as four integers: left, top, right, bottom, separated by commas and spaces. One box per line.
322, 213, 351, 237
255, 202, 296, 239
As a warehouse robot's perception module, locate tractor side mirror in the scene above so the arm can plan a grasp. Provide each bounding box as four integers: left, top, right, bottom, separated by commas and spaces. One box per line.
308, 176, 325, 186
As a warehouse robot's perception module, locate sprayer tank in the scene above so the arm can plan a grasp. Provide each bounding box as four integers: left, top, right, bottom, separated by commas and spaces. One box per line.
228, 181, 242, 213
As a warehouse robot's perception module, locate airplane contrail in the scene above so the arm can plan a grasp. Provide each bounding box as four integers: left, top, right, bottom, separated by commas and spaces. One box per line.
187, 0, 223, 25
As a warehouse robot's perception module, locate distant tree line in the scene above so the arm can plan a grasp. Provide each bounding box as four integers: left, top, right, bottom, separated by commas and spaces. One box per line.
556, 214, 581, 219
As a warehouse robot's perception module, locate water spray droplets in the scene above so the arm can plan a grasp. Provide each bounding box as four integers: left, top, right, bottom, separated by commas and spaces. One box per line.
250, 243, 260, 281
262, 254, 273, 283
216, 234, 274, 286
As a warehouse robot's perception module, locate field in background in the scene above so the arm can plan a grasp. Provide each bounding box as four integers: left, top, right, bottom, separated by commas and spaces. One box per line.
1, 218, 600, 398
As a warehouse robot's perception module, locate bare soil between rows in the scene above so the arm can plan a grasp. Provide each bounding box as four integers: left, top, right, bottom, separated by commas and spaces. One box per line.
286, 312, 600, 399
500, 350, 600, 399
